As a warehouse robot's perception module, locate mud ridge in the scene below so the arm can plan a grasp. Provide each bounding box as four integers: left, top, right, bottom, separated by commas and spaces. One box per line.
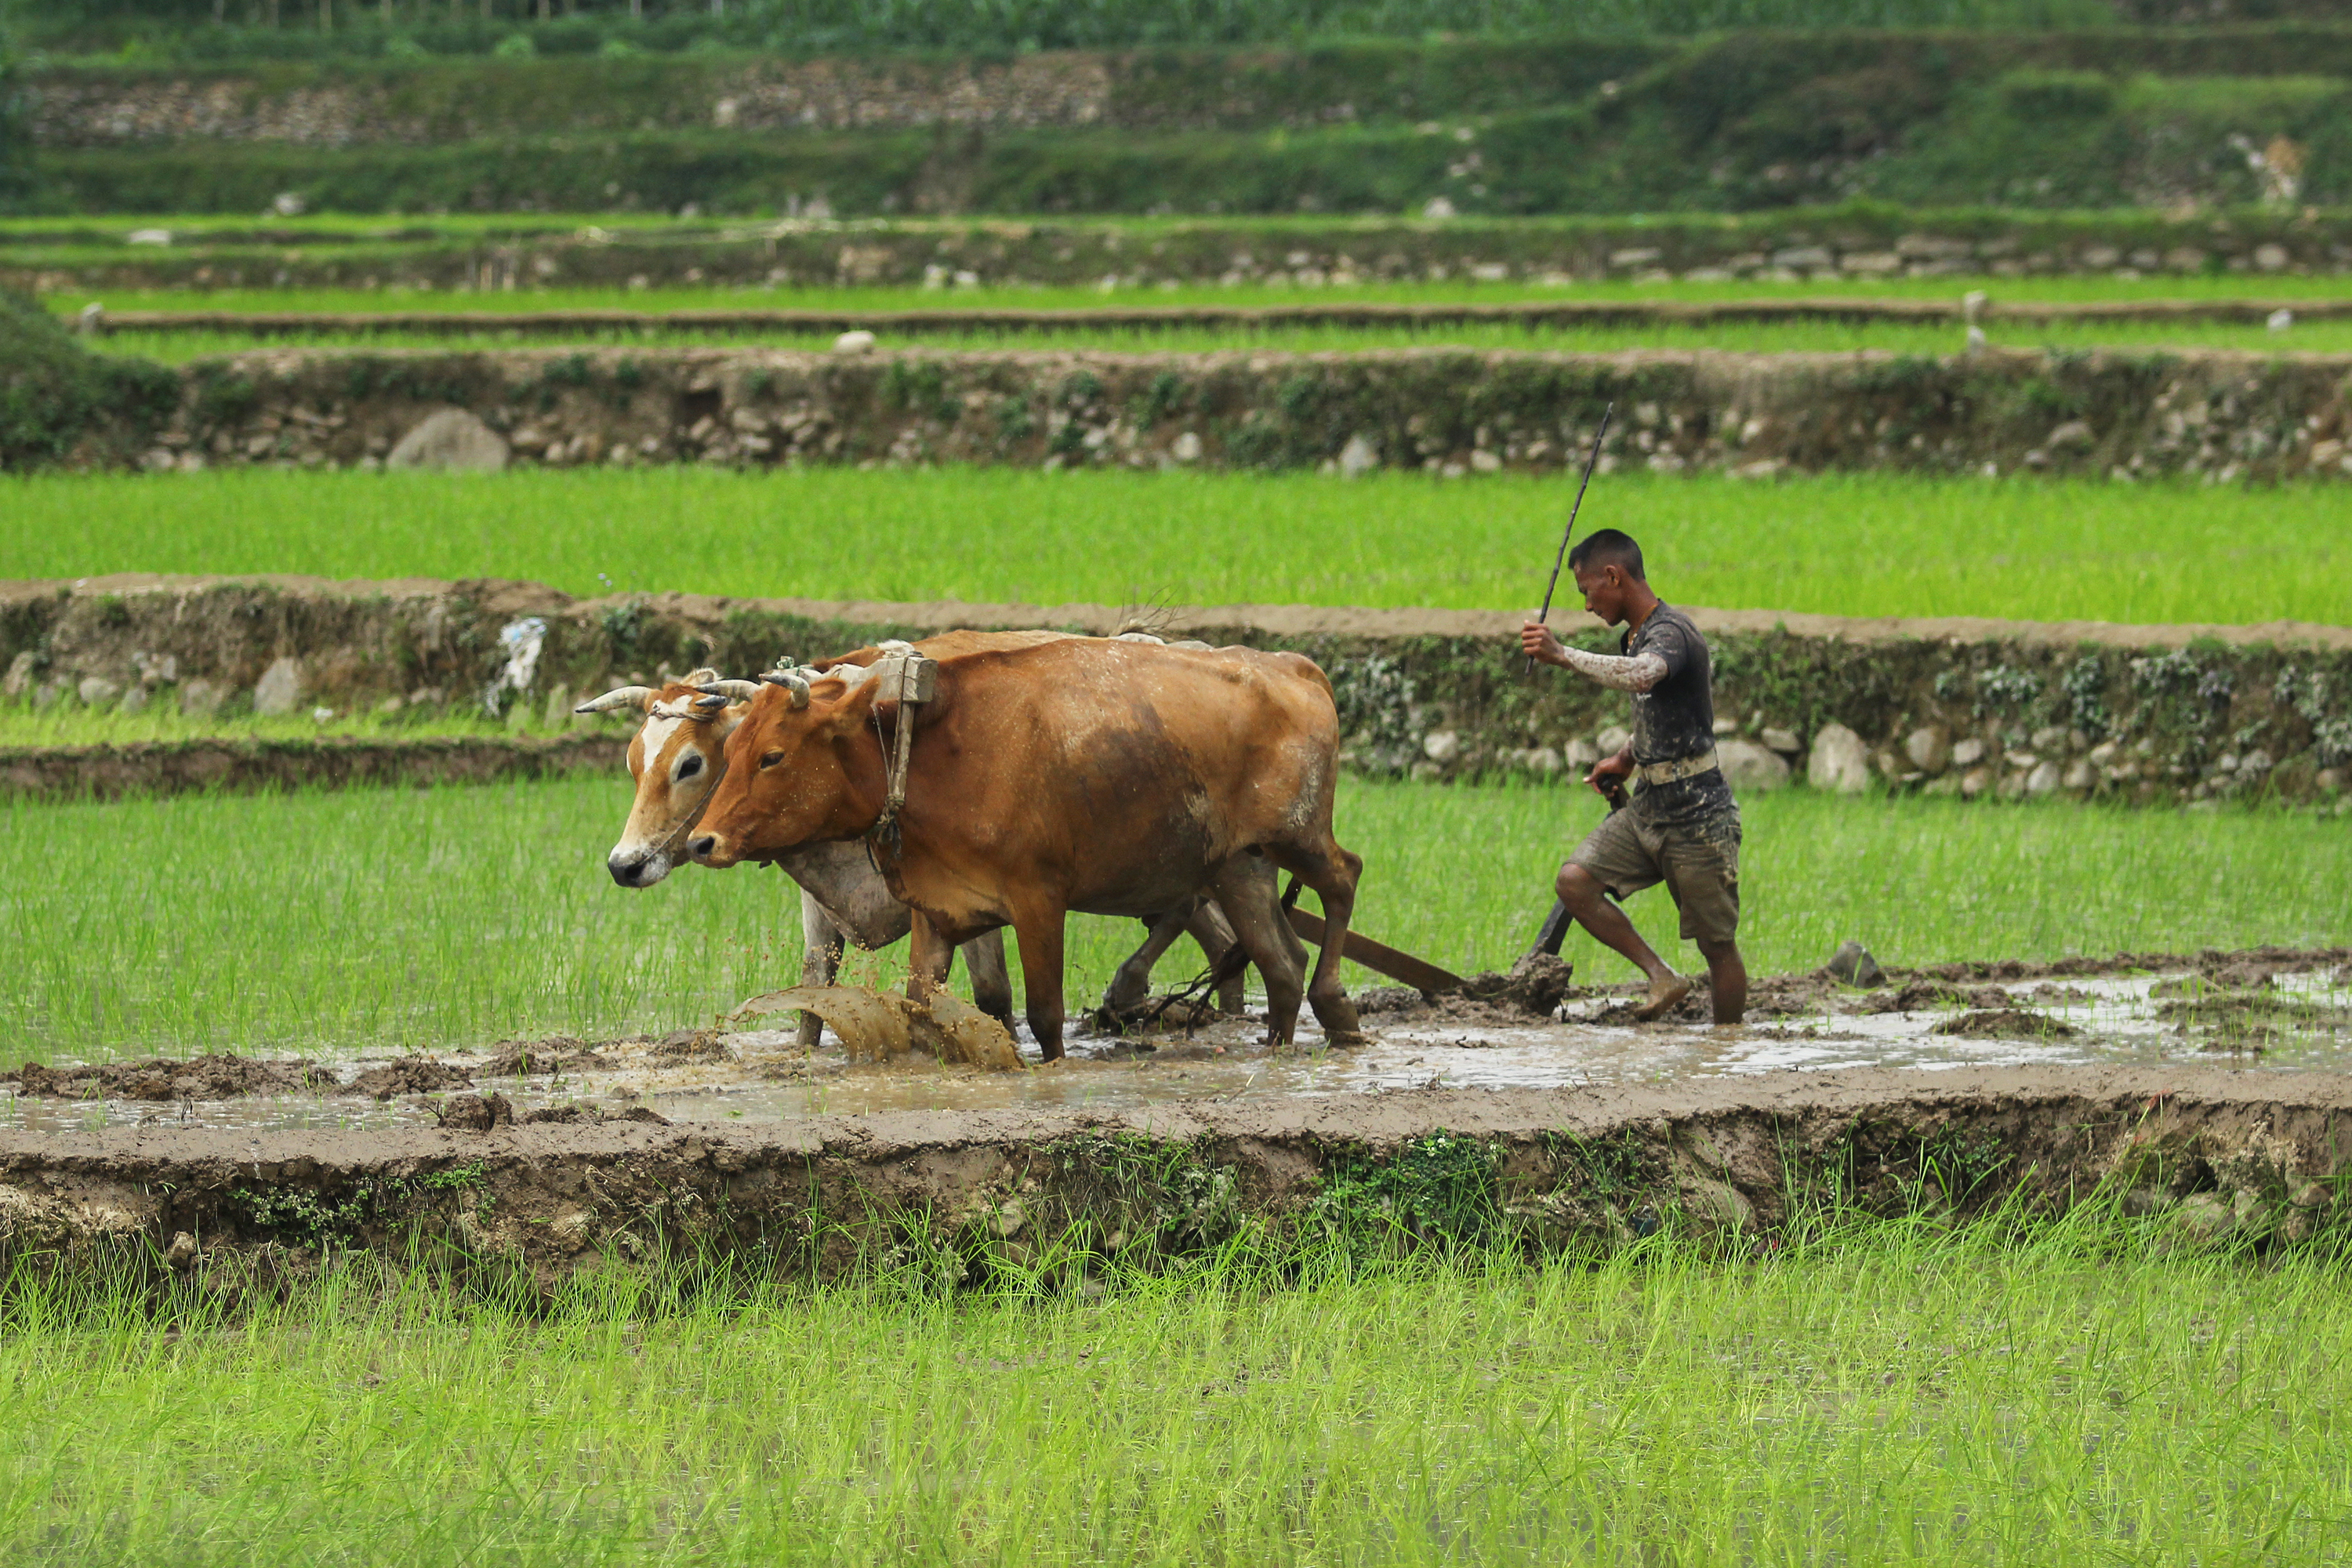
6, 1067, 2352, 1288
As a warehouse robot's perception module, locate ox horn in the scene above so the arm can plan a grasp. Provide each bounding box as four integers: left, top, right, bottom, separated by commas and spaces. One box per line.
695, 680, 764, 702
574, 685, 656, 714
760, 670, 812, 710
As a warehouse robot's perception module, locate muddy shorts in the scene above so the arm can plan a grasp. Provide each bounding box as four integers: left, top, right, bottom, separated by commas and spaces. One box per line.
1569, 803, 1742, 946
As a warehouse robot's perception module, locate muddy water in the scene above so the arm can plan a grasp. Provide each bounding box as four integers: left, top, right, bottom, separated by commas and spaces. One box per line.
6, 967, 2345, 1136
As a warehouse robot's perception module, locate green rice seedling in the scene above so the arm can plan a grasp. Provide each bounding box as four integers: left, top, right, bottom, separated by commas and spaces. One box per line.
2, 1218, 2349, 1563
2, 466, 2342, 626
2, 777, 2342, 1067
89, 314, 2352, 362
46, 266, 2352, 320
0, 699, 535, 748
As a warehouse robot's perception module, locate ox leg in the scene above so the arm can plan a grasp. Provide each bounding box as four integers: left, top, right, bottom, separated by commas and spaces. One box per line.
1010, 904, 1069, 1062
797, 890, 844, 1051
906, 911, 956, 1002
1102, 900, 1197, 1014
1270, 837, 1366, 1042
1185, 899, 1248, 1014
962, 929, 1014, 1027
1210, 856, 1307, 1047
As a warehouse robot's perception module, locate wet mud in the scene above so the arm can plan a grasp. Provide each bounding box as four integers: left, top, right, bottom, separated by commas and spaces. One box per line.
9, 1052, 330, 1102
5, 947, 2344, 1140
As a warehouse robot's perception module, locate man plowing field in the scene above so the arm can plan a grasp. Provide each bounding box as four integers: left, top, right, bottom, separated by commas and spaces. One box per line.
1520, 528, 1748, 1026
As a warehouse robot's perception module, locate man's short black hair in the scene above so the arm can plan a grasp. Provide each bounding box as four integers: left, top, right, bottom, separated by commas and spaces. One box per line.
1568, 528, 1645, 581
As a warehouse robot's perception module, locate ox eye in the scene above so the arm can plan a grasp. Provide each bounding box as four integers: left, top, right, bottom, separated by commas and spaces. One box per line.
676, 755, 702, 779
760, 750, 786, 770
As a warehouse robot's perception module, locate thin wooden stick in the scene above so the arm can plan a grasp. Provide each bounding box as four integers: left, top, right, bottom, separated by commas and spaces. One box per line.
1525, 402, 1614, 677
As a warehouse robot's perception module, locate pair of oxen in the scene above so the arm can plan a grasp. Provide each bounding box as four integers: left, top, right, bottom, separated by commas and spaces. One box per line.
579, 628, 1364, 1061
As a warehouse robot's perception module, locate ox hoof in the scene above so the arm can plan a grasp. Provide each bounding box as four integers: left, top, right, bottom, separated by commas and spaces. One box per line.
1308, 993, 1362, 1040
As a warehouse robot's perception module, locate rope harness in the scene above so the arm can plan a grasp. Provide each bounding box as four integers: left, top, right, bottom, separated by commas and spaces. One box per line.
865, 648, 935, 870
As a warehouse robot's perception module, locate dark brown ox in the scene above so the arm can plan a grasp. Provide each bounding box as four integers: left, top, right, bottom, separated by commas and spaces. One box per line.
688, 637, 1362, 1060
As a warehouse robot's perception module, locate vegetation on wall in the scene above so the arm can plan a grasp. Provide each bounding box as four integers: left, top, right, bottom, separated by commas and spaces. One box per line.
0, 289, 176, 468
20, 0, 2150, 64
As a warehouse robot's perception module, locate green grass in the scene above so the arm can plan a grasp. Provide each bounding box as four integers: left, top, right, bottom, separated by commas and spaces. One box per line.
5, 777, 2343, 1067
6, 1221, 2351, 1563
3, 466, 2343, 626
0, 702, 542, 748
88, 315, 2352, 364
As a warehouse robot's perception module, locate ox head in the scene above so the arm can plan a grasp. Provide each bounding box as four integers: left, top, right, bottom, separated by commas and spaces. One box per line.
688, 664, 889, 869
577, 666, 764, 887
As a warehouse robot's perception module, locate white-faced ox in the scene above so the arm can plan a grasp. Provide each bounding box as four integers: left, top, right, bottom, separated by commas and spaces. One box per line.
581, 648, 1240, 1051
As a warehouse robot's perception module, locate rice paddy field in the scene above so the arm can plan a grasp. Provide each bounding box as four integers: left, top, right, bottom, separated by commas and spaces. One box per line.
11, 248, 2352, 1568
84, 314, 2352, 362
3, 777, 2342, 1069
56, 267, 2352, 360
42, 267, 2352, 317
5, 466, 2342, 627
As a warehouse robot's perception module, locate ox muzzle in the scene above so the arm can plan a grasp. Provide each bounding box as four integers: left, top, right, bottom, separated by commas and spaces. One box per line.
607, 844, 677, 887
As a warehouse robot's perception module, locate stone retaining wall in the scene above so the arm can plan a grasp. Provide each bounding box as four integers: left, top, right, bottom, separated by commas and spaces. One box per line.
74, 344, 2352, 488
15, 211, 2352, 298
5, 577, 2346, 805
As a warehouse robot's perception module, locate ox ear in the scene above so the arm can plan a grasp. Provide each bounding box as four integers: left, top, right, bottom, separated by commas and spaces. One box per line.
682, 666, 721, 686
575, 685, 655, 715
817, 671, 884, 737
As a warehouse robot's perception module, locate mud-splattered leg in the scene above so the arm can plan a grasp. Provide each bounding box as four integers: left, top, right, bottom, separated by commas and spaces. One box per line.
797, 889, 844, 1050
1011, 903, 1069, 1062
1557, 862, 1688, 1019
1697, 938, 1747, 1025
906, 910, 956, 1003
1213, 855, 1307, 1045
964, 930, 1014, 1027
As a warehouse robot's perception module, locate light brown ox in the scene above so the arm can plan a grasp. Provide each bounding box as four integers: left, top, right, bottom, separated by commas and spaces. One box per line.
686, 636, 1363, 1060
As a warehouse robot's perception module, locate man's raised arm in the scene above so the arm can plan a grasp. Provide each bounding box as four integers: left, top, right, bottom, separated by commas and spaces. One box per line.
1519, 622, 1668, 692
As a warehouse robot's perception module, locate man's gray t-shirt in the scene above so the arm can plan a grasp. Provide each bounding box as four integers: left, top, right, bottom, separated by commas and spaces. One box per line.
1623, 603, 1734, 827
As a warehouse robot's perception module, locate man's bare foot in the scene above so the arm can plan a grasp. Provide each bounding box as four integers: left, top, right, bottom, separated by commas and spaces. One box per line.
1632, 972, 1693, 1021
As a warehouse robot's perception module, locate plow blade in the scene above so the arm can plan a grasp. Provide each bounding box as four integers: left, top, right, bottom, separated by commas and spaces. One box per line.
1284, 906, 1467, 996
